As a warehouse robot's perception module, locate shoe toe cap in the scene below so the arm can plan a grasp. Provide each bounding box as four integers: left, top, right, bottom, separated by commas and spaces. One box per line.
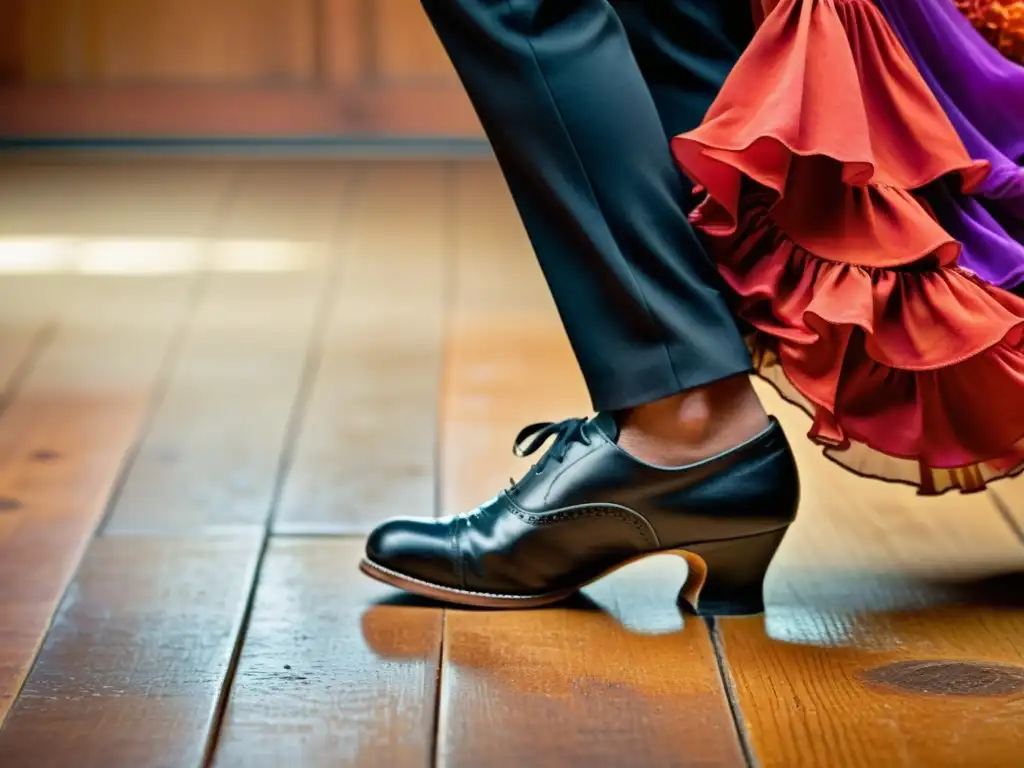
365, 517, 460, 588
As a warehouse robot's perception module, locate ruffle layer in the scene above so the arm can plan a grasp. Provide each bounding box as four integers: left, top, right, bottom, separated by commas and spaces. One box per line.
673, 0, 989, 217
672, 0, 1024, 493
875, 0, 1024, 289
724, 196, 1024, 492
689, 156, 965, 269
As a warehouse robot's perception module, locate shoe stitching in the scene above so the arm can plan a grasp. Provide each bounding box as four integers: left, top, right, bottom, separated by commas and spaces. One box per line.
365, 559, 565, 600
363, 529, 789, 602
503, 494, 660, 549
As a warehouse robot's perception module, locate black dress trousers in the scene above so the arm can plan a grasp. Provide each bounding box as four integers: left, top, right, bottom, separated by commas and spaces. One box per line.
420, 0, 756, 412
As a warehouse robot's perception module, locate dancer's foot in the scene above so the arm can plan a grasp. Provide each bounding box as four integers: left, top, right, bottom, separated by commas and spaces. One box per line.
617, 374, 770, 465
361, 398, 799, 615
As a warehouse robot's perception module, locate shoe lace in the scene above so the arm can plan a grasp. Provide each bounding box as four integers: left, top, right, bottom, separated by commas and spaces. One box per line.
507, 417, 591, 489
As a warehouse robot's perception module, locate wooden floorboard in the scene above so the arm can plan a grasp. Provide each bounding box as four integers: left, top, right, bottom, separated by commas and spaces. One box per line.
434, 163, 746, 766
212, 539, 443, 768
714, 382, 1024, 767
0, 278, 54, 399
2, 158, 1023, 766
0, 160, 235, 243
0, 166, 66, 395
274, 162, 449, 535
0, 323, 49, 401
0, 162, 230, 726
104, 164, 354, 534
438, 573, 746, 767
0, 277, 199, 725
988, 480, 1024, 545
211, 163, 453, 767
0, 535, 263, 768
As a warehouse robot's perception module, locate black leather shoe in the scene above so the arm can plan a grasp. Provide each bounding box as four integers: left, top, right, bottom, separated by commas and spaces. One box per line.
361, 413, 800, 615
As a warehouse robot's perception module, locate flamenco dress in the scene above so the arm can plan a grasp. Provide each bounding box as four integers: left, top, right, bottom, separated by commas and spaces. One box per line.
875, 0, 1024, 292
671, 0, 1024, 494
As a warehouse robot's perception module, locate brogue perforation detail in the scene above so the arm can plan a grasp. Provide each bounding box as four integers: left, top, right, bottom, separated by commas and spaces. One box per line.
506, 503, 658, 548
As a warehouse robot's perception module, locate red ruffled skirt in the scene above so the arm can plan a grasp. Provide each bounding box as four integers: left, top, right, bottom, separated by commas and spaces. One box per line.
672, 0, 1024, 494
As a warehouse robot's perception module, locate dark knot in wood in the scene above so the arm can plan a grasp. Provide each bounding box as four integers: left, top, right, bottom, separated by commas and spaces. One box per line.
860, 660, 1024, 697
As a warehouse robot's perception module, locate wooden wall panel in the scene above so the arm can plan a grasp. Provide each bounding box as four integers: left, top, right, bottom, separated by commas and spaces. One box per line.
0, 2, 25, 79
89, 0, 318, 84
17, 0, 82, 83
17, 0, 317, 84
373, 0, 454, 81
0, 0, 479, 138
321, 0, 363, 87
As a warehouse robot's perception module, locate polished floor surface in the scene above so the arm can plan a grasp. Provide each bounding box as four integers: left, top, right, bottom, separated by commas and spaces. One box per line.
0, 158, 1022, 767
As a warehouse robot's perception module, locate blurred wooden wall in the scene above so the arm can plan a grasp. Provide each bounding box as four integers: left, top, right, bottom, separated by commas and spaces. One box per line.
0, 0, 483, 139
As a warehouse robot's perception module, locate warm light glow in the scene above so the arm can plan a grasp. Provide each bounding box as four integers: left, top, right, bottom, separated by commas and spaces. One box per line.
76, 239, 204, 274
0, 237, 75, 272
0, 237, 325, 274
210, 239, 326, 272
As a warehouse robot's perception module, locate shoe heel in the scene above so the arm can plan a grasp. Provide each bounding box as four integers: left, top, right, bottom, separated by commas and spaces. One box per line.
674, 528, 787, 617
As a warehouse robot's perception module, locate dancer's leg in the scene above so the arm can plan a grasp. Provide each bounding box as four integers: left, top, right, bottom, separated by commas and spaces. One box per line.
421, 0, 753, 417
360, 2, 800, 612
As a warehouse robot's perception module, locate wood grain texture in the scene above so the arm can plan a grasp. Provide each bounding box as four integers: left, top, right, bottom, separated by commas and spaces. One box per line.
0, 165, 70, 378
0, 162, 231, 725
5, 158, 1021, 764
321, 0, 363, 87
0, 535, 263, 767
213, 538, 443, 768
0, 0, 481, 138
714, 382, 1024, 768
439, 572, 747, 767
4, 0, 458, 87
275, 163, 448, 534
14, 0, 83, 83
104, 164, 353, 534
0, 317, 48, 397
373, 0, 455, 81
0, 84, 482, 138
0, 266, 58, 397
0, 275, 198, 726
0, 1, 25, 80
436, 162, 745, 766
16, 0, 318, 84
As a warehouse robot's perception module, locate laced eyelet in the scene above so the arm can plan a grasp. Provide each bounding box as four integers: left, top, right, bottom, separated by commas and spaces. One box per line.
509, 417, 591, 476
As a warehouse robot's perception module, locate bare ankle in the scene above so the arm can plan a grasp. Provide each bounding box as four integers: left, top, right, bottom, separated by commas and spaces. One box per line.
617, 376, 768, 465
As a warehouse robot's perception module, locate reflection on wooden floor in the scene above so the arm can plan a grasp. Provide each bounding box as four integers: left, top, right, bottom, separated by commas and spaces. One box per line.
0, 158, 1022, 767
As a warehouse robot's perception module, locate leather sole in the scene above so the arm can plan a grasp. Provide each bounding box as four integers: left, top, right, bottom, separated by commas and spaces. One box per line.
359, 527, 787, 616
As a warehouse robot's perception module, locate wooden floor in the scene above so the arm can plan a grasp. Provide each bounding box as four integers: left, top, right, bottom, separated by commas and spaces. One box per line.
0, 159, 1022, 767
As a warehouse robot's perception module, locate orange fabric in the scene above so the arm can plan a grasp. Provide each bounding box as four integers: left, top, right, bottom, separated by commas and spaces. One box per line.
671, 0, 1024, 494
957, 0, 1024, 64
